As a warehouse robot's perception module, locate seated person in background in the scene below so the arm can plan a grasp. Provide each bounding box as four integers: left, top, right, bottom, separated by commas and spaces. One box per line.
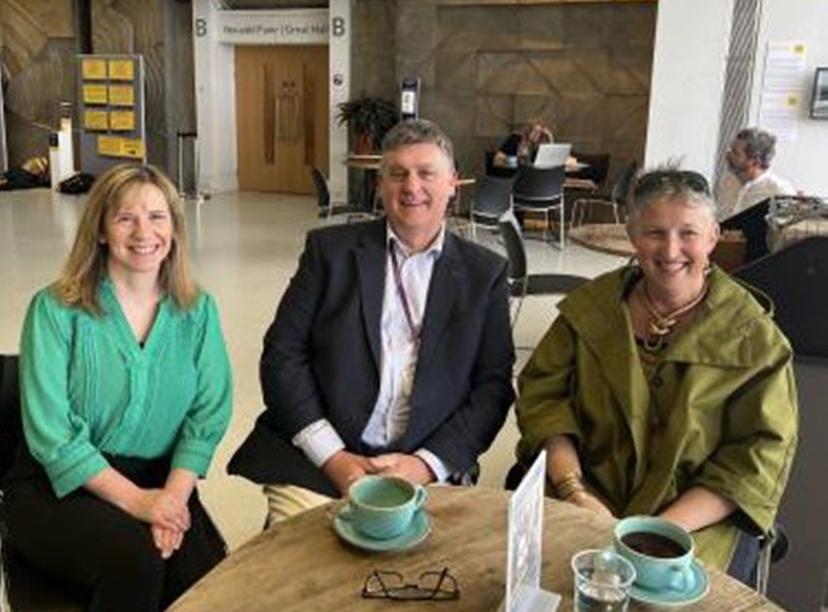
229, 119, 515, 525
717, 127, 795, 219
515, 166, 798, 582
493, 121, 554, 168
3, 164, 233, 612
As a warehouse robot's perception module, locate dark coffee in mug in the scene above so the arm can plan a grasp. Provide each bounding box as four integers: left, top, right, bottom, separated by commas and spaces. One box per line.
620, 531, 687, 559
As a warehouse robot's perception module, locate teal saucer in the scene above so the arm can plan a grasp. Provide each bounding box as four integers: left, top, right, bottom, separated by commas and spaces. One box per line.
333, 508, 431, 552
630, 559, 710, 607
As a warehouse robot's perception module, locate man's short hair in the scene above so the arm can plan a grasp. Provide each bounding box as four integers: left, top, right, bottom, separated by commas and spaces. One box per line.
734, 127, 777, 169
381, 119, 454, 169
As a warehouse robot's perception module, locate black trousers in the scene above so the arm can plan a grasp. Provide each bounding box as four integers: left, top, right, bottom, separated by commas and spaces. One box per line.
3, 451, 226, 612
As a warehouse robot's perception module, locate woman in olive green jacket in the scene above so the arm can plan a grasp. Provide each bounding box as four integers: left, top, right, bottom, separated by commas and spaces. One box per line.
516, 167, 798, 576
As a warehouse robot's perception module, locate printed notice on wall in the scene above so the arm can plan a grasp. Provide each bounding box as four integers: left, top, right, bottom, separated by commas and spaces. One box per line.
98, 135, 145, 159
758, 42, 807, 142
82, 58, 107, 80
109, 110, 136, 131
82, 84, 108, 105
108, 59, 135, 81
83, 109, 109, 131
108, 85, 135, 106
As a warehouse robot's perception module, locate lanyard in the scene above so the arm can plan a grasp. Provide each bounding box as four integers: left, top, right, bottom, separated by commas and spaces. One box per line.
388, 243, 421, 344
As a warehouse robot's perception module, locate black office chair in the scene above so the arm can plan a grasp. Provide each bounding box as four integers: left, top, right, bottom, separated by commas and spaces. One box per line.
484, 150, 517, 179
469, 175, 513, 240
309, 167, 372, 223
720, 198, 772, 265
0, 354, 86, 611
498, 215, 589, 327
512, 165, 566, 247
569, 153, 611, 190
571, 160, 638, 226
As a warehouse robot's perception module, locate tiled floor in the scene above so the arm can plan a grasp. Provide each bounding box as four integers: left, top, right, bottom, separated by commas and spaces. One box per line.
0, 188, 625, 550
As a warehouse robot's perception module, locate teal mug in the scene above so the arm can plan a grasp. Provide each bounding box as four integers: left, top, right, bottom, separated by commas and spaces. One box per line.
614, 516, 696, 593
340, 475, 427, 540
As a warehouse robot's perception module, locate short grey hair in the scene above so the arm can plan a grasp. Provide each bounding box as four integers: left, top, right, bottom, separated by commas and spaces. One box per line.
626, 164, 717, 233
734, 127, 776, 169
380, 119, 454, 170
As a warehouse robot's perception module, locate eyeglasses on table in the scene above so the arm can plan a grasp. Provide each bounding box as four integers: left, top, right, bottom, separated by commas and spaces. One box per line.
362, 567, 459, 601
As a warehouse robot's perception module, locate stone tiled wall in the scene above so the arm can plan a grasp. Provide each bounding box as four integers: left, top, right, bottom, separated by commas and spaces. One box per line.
92, 0, 196, 175
353, 0, 656, 184
1, 0, 194, 177
351, 0, 397, 101
0, 0, 76, 167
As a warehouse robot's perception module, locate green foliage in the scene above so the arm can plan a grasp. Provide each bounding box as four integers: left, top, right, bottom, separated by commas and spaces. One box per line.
335, 97, 399, 150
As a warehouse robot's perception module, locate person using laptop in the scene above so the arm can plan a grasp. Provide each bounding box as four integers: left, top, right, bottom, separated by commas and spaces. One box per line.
493, 121, 554, 168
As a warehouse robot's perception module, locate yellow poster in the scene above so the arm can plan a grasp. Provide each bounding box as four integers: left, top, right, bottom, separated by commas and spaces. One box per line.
82, 84, 108, 105
98, 135, 145, 159
108, 59, 135, 81
81, 58, 107, 80
83, 109, 109, 131
108, 84, 135, 106
119, 138, 145, 159
109, 110, 135, 131
97, 135, 121, 157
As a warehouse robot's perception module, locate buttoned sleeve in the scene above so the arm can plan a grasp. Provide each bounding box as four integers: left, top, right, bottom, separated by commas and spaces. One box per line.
171, 293, 233, 476
516, 315, 582, 463
694, 325, 798, 533
19, 290, 109, 497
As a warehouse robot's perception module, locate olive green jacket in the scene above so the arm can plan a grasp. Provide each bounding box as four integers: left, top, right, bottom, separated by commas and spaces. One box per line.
517, 266, 798, 569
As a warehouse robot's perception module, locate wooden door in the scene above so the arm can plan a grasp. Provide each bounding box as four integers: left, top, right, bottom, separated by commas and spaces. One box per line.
235, 45, 328, 193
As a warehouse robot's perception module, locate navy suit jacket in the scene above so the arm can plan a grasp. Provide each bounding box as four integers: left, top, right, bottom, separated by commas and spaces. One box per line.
228, 219, 515, 496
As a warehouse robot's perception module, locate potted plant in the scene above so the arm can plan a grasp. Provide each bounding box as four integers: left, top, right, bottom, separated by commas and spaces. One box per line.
336, 97, 400, 153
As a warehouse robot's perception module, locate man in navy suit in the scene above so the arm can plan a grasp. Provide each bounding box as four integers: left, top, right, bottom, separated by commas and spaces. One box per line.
229, 119, 515, 523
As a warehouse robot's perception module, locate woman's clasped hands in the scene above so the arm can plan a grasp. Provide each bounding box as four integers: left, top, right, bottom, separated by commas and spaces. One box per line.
135, 488, 191, 559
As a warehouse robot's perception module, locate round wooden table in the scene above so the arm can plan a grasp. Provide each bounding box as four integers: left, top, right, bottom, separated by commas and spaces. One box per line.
169, 487, 781, 611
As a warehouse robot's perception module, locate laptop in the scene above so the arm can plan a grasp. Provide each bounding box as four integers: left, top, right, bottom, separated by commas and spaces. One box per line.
533, 143, 572, 169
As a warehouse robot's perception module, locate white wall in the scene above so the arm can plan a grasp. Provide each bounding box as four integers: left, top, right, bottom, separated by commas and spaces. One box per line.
753, 1, 828, 195
644, 0, 731, 177
646, 0, 828, 196
328, 0, 351, 205
192, 1, 349, 197
193, 0, 238, 193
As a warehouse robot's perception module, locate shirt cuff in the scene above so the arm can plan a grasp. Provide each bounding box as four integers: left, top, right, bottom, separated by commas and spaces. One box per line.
291, 419, 346, 468
415, 448, 451, 483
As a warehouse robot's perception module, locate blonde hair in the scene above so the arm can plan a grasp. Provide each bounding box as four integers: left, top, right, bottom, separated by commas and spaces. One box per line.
54, 163, 198, 314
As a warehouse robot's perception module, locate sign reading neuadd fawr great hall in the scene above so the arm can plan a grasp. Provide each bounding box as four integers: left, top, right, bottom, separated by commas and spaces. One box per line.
216, 9, 328, 45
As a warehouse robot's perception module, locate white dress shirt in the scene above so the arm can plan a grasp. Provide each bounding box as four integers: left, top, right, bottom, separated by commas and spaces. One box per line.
291, 224, 453, 482
717, 170, 795, 220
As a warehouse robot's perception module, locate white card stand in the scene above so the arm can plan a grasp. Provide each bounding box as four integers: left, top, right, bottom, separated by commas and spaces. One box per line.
498, 450, 561, 612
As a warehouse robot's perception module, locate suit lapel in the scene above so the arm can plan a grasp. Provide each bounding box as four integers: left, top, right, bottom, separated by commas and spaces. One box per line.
355, 221, 386, 371
416, 232, 461, 368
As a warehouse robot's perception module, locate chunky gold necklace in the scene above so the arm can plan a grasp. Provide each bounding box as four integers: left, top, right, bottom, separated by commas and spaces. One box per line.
640, 279, 709, 352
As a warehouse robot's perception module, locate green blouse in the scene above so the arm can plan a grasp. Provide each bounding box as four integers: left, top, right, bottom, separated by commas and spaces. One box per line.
19, 279, 233, 498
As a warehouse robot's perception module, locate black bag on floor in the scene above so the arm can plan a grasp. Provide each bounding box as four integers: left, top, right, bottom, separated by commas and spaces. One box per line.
58, 173, 96, 195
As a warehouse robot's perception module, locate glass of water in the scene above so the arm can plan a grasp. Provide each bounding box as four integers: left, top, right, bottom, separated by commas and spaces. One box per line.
571, 548, 636, 612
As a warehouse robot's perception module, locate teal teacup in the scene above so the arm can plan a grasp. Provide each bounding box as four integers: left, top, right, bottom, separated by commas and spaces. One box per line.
614, 516, 696, 593
340, 476, 427, 540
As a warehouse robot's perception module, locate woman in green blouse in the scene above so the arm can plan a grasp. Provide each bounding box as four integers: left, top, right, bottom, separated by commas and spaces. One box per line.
515, 167, 798, 582
4, 164, 232, 611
